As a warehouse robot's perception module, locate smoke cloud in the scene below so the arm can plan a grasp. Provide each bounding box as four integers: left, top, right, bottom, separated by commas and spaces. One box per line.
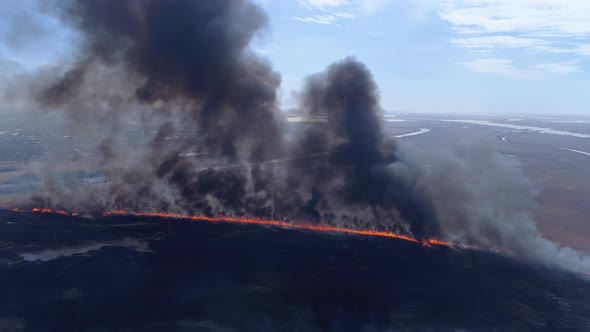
4, 0, 590, 271
29, 0, 285, 215
21, 0, 442, 240
41, 0, 283, 161
291, 59, 440, 239
400, 144, 590, 272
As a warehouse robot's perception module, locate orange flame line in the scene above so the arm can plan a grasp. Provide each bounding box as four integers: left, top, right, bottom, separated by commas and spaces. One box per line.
18, 207, 459, 246
10, 207, 590, 276
103, 210, 424, 242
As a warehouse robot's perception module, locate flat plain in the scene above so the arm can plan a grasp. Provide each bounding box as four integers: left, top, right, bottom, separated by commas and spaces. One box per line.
1, 111, 589, 253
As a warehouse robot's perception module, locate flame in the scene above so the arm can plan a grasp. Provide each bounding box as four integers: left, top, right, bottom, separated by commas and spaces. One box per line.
9, 207, 590, 276
103, 210, 424, 243
16, 208, 492, 250
16, 207, 461, 246
103, 209, 127, 216
426, 239, 452, 246
28, 208, 80, 217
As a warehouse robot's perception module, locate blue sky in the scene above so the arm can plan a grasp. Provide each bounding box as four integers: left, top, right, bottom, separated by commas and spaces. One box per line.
1, 0, 589, 114
254, 0, 590, 114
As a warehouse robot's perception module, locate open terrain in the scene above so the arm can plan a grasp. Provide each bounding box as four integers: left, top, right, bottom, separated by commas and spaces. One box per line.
1, 111, 589, 253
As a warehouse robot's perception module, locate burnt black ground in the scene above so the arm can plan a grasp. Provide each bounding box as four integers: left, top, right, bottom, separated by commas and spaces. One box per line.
0, 210, 589, 331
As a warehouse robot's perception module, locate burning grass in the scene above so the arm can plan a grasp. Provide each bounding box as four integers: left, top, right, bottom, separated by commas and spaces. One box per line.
13, 207, 460, 248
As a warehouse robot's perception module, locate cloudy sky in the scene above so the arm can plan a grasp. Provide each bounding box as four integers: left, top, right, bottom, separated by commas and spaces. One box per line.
255, 0, 590, 114
1, 0, 589, 114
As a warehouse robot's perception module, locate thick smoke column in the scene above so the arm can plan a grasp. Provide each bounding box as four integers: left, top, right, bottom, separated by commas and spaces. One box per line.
42, 0, 283, 162
33, 0, 288, 216
293, 58, 440, 239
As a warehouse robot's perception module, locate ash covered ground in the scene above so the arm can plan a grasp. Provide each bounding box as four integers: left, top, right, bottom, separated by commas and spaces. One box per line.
1, 210, 589, 332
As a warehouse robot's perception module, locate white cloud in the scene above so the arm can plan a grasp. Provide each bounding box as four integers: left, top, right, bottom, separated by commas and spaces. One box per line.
573, 44, 590, 56
442, 1, 590, 77
451, 36, 548, 49
295, 0, 389, 25
533, 62, 579, 75
357, 0, 390, 13
441, 0, 590, 36
294, 15, 339, 25
462, 59, 534, 79
406, 0, 441, 22
298, 0, 349, 9
299, 0, 388, 12
462, 58, 579, 79
334, 12, 356, 18
310, 0, 347, 6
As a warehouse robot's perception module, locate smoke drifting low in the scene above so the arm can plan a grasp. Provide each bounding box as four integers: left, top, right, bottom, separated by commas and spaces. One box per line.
8, 0, 590, 271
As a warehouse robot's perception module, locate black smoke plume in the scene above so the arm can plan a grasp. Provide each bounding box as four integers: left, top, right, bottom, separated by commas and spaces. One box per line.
24, 0, 441, 239
41, 0, 283, 162
292, 58, 440, 238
